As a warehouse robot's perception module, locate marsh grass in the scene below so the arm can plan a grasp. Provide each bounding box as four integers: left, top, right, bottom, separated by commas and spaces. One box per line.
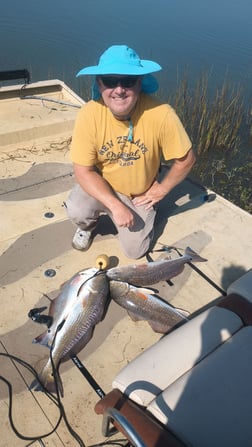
166, 73, 252, 213
168, 72, 246, 155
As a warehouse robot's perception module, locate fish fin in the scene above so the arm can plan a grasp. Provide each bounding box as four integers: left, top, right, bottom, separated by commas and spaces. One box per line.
127, 311, 142, 322
175, 307, 190, 318
185, 246, 207, 262
128, 286, 156, 302
148, 319, 187, 334
130, 286, 155, 295
59, 280, 68, 289
127, 313, 173, 333
32, 331, 51, 348
139, 286, 155, 294
148, 320, 173, 333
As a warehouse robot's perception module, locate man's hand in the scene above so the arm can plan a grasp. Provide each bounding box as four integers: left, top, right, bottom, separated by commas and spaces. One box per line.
74, 164, 135, 227
132, 181, 166, 210
110, 202, 135, 228
133, 148, 196, 210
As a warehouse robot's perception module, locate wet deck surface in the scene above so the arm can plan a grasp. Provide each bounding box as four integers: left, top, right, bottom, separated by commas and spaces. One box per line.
1, 81, 252, 447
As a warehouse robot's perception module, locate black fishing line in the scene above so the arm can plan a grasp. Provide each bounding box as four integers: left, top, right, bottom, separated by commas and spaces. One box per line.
0, 269, 129, 446
0, 352, 62, 442
26, 440, 46, 447
17, 269, 108, 445
88, 442, 132, 447
76, 269, 108, 294
45, 321, 129, 447
0, 348, 129, 447
0, 323, 86, 446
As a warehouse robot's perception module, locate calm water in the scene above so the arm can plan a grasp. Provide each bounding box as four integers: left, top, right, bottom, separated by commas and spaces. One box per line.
0, 0, 251, 210
1, 0, 252, 98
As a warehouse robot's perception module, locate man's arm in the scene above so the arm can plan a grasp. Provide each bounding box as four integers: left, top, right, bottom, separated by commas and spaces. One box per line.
73, 163, 134, 228
133, 148, 196, 209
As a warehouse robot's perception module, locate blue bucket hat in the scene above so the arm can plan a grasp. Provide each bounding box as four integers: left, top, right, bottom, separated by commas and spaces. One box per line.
76, 45, 162, 76
77, 45, 162, 99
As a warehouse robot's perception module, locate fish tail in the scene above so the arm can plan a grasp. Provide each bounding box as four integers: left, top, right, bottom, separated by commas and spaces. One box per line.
32, 362, 64, 397
185, 246, 207, 263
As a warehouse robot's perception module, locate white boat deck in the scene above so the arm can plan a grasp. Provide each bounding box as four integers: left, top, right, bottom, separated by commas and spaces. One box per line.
1, 80, 252, 447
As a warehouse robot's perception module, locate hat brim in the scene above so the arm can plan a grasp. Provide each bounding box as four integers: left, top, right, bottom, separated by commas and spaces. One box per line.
76, 59, 162, 77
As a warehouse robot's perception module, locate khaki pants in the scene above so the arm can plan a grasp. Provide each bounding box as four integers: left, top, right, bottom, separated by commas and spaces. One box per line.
65, 184, 156, 259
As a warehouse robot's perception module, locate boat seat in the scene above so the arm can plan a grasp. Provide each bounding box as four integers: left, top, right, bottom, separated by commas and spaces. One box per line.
95, 269, 252, 447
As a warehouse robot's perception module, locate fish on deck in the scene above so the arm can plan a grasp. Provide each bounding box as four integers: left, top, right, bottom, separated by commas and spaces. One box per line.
110, 281, 189, 334
31, 268, 109, 396
106, 246, 207, 286
30, 247, 206, 395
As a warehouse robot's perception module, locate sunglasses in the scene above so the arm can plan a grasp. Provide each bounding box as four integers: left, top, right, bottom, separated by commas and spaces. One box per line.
100, 76, 139, 89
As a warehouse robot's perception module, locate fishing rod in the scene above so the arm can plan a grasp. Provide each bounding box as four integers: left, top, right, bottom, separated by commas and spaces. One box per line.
70, 356, 148, 447
71, 355, 105, 399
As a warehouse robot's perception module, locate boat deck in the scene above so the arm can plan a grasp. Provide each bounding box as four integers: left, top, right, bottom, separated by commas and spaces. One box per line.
1, 80, 252, 447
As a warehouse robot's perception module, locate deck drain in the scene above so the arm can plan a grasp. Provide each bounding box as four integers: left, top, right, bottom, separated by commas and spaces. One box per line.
44, 212, 55, 218
202, 193, 216, 203
44, 269, 56, 277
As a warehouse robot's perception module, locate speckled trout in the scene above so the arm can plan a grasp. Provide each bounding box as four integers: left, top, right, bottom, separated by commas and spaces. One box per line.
107, 247, 207, 286
110, 280, 189, 333
32, 268, 109, 396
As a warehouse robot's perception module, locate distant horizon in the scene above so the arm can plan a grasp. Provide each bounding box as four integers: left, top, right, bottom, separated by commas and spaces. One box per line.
1, 0, 251, 99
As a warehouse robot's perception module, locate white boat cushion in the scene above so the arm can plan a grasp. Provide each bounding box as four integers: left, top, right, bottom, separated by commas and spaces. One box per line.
227, 268, 252, 302
147, 326, 252, 447
112, 306, 242, 406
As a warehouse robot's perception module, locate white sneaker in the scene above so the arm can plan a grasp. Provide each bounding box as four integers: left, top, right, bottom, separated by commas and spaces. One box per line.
72, 228, 93, 251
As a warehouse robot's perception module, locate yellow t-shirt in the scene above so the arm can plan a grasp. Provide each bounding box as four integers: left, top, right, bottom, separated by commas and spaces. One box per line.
70, 93, 192, 197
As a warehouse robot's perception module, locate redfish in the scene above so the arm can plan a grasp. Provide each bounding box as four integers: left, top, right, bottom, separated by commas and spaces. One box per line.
107, 247, 207, 286
31, 268, 109, 396
110, 280, 189, 333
